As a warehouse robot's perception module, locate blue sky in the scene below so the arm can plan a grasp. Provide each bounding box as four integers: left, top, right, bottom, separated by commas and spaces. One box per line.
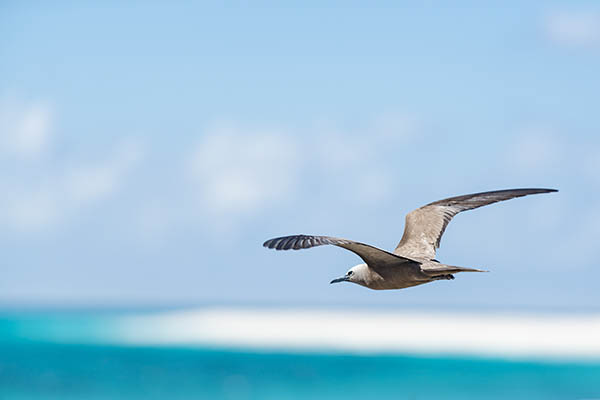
1, 2, 599, 309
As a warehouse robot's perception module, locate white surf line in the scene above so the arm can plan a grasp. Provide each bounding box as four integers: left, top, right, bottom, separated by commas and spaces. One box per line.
116, 308, 600, 359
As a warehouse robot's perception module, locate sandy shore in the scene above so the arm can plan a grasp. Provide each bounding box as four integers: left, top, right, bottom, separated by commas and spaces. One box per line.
114, 308, 600, 359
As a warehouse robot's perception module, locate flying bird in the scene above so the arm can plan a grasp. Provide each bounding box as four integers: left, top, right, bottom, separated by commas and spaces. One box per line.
263, 188, 557, 290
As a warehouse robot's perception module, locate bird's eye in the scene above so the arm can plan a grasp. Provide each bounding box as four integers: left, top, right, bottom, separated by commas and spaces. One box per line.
347, 271, 353, 276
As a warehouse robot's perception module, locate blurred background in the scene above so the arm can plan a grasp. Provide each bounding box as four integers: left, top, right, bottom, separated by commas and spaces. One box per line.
1, 1, 600, 399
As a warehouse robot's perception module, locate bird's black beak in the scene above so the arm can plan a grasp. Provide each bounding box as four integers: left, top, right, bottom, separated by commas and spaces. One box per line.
330, 276, 348, 284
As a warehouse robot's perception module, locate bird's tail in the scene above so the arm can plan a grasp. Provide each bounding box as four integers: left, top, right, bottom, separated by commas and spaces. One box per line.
422, 264, 489, 276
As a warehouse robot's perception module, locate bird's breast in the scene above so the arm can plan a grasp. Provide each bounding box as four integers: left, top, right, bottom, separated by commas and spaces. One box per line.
363, 263, 428, 290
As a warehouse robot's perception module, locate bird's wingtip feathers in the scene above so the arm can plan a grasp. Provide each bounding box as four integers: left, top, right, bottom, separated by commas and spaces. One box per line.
263, 235, 314, 251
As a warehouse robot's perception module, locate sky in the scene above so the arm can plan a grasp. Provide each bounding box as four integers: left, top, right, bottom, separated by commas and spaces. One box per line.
1, 1, 599, 310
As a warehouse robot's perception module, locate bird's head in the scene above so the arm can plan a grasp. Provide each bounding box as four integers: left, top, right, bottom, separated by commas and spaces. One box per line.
330, 263, 368, 286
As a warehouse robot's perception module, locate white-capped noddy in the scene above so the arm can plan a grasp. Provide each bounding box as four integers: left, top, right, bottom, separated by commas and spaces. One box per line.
263, 188, 557, 290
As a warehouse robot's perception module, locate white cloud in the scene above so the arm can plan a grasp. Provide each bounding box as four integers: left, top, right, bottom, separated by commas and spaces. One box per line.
185, 114, 419, 229
0, 97, 53, 159
544, 11, 600, 47
1, 142, 142, 232
0, 106, 419, 236
188, 123, 300, 216
0, 96, 143, 232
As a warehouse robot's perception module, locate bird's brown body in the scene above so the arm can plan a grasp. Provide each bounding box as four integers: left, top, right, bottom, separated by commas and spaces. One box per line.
355, 262, 428, 290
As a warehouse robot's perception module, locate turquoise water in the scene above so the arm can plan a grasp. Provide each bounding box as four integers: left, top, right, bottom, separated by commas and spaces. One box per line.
2, 311, 600, 400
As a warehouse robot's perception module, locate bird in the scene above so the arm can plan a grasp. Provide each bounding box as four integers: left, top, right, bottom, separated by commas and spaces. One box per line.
263, 188, 557, 290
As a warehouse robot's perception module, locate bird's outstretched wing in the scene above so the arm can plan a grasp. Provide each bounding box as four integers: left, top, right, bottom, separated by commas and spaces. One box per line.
264, 234, 417, 268
394, 188, 558, 260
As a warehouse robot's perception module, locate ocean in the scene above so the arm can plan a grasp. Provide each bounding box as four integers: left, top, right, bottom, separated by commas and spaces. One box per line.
1, 309, 599, 400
